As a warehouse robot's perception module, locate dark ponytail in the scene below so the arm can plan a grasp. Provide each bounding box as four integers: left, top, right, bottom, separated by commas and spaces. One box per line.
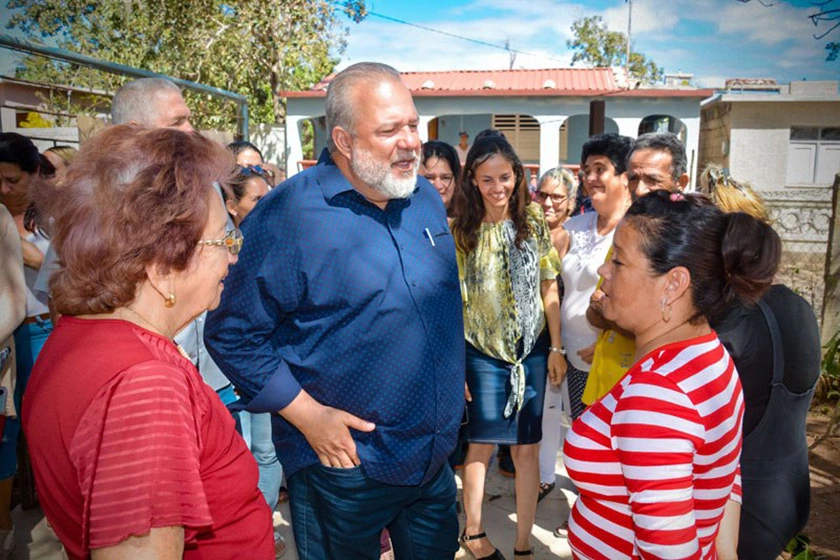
626, 190, 780, 323
720, 212, 781, 306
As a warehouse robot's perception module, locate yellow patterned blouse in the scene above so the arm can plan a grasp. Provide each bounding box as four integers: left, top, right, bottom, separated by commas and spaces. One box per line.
455, 203, 561, 365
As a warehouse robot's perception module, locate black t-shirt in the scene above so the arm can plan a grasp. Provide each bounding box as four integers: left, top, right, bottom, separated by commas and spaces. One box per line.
712, 284, 821, 435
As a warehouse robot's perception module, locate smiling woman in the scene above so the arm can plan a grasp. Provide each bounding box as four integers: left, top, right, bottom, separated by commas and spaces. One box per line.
22, 125, 274, 559
451, 134, 564, 559
421, 140, 461, 214
558, 133, 633, 425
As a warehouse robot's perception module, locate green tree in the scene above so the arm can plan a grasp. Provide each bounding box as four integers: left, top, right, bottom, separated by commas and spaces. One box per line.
6, 0, 366, 130
566, 15, 663, 84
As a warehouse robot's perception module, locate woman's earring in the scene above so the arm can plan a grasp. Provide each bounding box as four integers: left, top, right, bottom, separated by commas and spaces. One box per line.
164, 293, 176, 308
661, 298, 671, 323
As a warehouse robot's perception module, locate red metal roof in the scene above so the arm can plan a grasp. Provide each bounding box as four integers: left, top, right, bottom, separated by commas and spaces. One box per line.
398, 67, 618, 92
282, 67, 712, 99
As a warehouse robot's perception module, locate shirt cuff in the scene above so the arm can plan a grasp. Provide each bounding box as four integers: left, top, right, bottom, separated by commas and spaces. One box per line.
246, 361, 302, 413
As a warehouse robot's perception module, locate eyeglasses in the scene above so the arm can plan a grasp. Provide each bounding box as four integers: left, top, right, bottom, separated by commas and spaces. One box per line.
534, 191, 568, 204
198, 228, 244, 256
423, 174, 454, 188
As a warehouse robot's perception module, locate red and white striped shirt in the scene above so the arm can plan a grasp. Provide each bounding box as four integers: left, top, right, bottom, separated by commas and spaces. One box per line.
564, 331, 744, 560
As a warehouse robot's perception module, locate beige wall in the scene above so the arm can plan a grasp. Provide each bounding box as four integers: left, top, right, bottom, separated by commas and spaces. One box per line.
726, 100, 840, 191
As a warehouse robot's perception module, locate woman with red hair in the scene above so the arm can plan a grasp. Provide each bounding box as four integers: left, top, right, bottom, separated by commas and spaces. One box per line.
23, 125, 273, 559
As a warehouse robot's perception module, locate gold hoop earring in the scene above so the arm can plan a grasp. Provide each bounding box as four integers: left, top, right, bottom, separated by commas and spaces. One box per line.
661, 298, 671, 323
164, 293, 176, 308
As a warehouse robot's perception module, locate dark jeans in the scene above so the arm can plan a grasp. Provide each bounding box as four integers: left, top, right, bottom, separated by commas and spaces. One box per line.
288, 462, 459, 559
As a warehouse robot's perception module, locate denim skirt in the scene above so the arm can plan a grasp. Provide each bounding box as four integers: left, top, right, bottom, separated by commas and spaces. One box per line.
465, 330, 548, 445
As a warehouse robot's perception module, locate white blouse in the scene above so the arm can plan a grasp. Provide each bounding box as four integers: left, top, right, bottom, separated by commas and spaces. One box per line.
23, 229, 50, 318
559, 212, 615, 371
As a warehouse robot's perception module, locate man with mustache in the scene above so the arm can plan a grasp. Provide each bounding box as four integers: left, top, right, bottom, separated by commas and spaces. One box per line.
626, 131, 689, 199
206, 62, 465, 559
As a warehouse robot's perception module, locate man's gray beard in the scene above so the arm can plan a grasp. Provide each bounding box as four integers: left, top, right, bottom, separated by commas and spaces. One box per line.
351, 145, 419, 199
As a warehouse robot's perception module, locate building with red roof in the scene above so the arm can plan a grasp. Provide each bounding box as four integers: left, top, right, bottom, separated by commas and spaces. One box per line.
282, 66, 712, 184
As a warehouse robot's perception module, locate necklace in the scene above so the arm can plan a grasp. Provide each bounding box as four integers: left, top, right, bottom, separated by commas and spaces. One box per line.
122, 306, 192, 361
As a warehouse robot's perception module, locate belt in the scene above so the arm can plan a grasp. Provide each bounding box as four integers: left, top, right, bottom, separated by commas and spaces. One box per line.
23, 313, 51, 325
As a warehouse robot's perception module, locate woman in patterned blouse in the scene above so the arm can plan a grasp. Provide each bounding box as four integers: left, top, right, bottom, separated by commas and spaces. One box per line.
451, 134, 565, 560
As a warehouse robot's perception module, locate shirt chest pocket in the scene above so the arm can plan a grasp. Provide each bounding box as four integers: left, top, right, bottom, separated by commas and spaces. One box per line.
415, 227, 458, 289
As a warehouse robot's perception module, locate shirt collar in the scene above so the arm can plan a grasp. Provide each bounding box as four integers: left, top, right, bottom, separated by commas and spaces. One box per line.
315, 148, 356, 201
315, 148, 419, 207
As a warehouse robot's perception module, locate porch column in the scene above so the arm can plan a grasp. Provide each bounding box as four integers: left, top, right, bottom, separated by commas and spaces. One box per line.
285, 116, 304, 178
536, 116, 565, 177
681, 116, 701, 190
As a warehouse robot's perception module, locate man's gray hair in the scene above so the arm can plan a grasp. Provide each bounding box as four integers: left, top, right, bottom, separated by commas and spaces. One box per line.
325, 62, 402, 153
111, 78, 183, 125
629, 132, 688, 179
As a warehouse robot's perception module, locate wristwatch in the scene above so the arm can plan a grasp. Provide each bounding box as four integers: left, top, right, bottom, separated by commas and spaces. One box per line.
549, 346, 566, 355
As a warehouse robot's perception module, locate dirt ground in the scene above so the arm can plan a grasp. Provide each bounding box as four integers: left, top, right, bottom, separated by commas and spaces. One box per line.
804, 409, 840, 559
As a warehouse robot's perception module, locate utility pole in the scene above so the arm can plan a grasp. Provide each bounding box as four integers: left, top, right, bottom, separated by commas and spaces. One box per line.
625, 0, 633, 80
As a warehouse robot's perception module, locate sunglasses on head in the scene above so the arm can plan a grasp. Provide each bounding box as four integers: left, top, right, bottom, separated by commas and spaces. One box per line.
239, 165, 274, 181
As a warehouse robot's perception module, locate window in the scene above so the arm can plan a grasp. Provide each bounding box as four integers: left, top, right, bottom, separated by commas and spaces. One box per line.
787, 126, 840, 186
491, 114, 540, 163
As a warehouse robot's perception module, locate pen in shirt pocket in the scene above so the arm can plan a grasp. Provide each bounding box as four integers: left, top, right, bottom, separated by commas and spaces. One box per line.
424, 228, 436, 247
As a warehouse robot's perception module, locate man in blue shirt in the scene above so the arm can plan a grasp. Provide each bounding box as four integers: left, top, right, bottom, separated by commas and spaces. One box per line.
205, 62, 465, 559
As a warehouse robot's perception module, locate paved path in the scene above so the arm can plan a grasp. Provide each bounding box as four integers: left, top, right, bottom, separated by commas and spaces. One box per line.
13, 451, 576, 559
275, 451, 577, 560
453, 452, 576, 560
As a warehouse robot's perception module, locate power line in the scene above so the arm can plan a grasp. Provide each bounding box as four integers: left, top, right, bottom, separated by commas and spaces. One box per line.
330, 1, 569, 65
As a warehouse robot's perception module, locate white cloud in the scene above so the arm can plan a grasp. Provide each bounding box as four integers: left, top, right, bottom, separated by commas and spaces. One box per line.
340, 3, 581, 71
707, 1, 817, 45
338, 0, 838, 84
602, 1, 680, 35
775, 42, 827, 71
694, 74, 728, 88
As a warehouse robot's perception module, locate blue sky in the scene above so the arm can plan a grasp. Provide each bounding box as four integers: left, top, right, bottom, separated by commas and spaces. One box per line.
335, 0, 840, 87
1, 0, 837, 87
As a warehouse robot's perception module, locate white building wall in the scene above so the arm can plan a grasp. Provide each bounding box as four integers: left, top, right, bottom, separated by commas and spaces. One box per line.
728, 101, 840, 191
614, 117, 643, 140
285, 94, 706, 179
284, 115, 306, 176
250, 123, 286, 168
418, 115, 434, 143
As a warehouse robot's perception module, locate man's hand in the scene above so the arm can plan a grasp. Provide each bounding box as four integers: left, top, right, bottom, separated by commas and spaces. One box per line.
464, 381, 472, 403
281, 390, 375, 468
577, 343, 596, 365
548, 352, 567, 386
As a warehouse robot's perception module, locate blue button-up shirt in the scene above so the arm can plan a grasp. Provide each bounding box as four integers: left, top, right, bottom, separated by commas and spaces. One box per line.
205, 150, 465, 486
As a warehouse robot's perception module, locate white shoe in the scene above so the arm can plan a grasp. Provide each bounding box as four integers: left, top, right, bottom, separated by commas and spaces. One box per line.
0, 526, 15, 560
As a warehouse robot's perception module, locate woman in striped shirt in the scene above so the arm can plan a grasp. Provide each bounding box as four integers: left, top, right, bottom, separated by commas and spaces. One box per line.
564, 190, 781, 559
